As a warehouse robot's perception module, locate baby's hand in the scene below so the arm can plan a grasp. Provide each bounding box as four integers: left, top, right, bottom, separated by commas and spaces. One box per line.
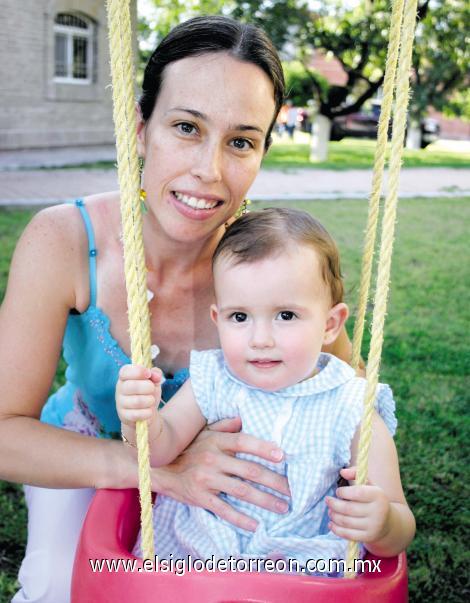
325, 466, 391, 544
116, 364, 163, 428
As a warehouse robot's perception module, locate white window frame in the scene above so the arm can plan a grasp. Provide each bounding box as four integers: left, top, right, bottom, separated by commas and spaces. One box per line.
53, 17, 93, 85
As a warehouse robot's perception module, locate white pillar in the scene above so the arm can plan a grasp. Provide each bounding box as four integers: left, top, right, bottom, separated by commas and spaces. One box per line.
406, 124, 422, 149
310, 115, 332, 162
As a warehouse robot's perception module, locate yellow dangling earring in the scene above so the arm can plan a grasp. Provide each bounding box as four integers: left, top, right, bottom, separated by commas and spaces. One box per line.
139, 157, 148, 214
234, 198, 251, 219
139, 188, 148, 214
225, 199, 251, 230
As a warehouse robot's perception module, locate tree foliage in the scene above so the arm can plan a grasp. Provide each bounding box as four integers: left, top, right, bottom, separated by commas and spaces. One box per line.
296, 0, 394, 119
411, 0, 469, 120
140, 0, 469, 119
290, 0, 469, 120
283, 61, 327, 107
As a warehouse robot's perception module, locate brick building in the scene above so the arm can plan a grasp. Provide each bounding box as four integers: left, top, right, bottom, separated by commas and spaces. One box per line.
0, 0, 136, 150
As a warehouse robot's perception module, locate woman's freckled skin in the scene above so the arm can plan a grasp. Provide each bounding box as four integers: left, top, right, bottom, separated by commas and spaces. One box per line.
136, 53, 276, 250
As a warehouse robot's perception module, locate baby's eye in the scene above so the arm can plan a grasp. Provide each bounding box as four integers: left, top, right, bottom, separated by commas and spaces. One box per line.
230, 312, 248, 323
231, 137, 253, 151
176, 122, 197, 135
277, 310, 296, 321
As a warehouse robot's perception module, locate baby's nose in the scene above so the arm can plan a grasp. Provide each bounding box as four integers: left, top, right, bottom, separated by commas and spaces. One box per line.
249, 323, 275, 348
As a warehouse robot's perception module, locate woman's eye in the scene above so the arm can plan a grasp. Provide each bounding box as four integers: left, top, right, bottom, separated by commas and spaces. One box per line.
230, 312, 248, 323
231, 138, 253, 150
176, 122, 196, 135
278, 311, 296, 321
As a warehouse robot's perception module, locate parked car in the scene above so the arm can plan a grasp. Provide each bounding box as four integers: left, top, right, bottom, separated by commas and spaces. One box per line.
330, 101, 440, 148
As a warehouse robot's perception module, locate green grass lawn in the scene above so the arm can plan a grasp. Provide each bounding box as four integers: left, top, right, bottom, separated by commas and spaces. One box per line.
261, 135, 470, 170
1, 199, 469, 601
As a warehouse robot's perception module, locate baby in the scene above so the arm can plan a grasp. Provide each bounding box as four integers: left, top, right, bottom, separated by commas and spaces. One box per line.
117, 208, 415, 570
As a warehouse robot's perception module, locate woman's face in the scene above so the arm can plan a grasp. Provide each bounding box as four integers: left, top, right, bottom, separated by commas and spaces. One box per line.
137, 52, 276, 244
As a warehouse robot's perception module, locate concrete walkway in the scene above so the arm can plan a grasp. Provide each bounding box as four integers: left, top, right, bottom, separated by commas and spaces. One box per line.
1, 145, 469, 205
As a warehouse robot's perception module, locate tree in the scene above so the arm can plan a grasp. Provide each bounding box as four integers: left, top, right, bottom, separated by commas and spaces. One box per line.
411, 0, 470, 121
139, 1, 469, 154
231, 1, 469, 122
255, 0, 469, 155
139, 0, 229, 47
283, 61, 328, 107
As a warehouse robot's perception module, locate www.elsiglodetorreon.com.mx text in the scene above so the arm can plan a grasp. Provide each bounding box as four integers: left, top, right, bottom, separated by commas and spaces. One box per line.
89, 555, 382, 576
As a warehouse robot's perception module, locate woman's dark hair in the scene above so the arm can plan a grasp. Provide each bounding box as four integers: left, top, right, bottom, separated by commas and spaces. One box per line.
139, 15, 285, 151
213, 208, 344, 306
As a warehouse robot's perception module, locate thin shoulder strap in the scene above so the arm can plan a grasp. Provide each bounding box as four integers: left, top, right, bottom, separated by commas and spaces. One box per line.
73, 199, 98, 307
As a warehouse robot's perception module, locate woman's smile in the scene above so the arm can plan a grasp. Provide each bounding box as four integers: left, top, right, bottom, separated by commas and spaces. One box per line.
173, 191, 222, 210
169, 190, 224, 221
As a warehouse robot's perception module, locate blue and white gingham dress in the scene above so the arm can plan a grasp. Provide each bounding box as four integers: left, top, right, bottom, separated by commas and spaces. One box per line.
134, 351, 396, 567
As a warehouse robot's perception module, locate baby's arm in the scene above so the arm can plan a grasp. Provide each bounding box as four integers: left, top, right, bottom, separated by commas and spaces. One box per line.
326, 411, 415, 557
116, 365, 206, 467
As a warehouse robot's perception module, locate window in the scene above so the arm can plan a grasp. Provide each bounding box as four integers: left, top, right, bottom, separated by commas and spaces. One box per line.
54, 13, 93, 83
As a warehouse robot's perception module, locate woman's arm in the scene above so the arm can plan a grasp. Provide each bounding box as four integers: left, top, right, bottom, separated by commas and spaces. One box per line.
0, 206, 137, 490
326, 412, 415, 556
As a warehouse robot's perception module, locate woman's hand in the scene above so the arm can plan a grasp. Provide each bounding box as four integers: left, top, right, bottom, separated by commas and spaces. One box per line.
150, 417, 291, 532
325, 466, 391, 544
116, 364, 162, 427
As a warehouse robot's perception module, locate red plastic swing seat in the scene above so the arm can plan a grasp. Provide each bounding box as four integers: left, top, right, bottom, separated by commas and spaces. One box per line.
72, 489, 408, 603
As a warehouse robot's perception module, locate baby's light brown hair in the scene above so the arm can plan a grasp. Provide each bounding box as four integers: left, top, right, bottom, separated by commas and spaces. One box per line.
213, 207, 344, 305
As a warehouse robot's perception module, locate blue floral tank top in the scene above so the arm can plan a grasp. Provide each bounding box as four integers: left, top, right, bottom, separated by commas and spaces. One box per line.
40, 200, 189, 439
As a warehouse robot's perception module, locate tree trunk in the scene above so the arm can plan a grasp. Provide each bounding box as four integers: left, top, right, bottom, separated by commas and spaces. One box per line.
310, 115, 332, 162
406, 122, 422, 150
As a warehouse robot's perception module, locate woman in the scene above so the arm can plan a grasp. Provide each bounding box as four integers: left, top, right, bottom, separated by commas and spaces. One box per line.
0, 16, 354, 602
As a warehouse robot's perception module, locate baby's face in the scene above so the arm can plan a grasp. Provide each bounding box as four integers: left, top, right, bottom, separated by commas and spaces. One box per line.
211, 244, 335, 391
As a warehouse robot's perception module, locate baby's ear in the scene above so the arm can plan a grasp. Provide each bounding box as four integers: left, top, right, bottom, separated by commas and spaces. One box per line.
210, 304, 219, 326
323, 303, 349, 345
